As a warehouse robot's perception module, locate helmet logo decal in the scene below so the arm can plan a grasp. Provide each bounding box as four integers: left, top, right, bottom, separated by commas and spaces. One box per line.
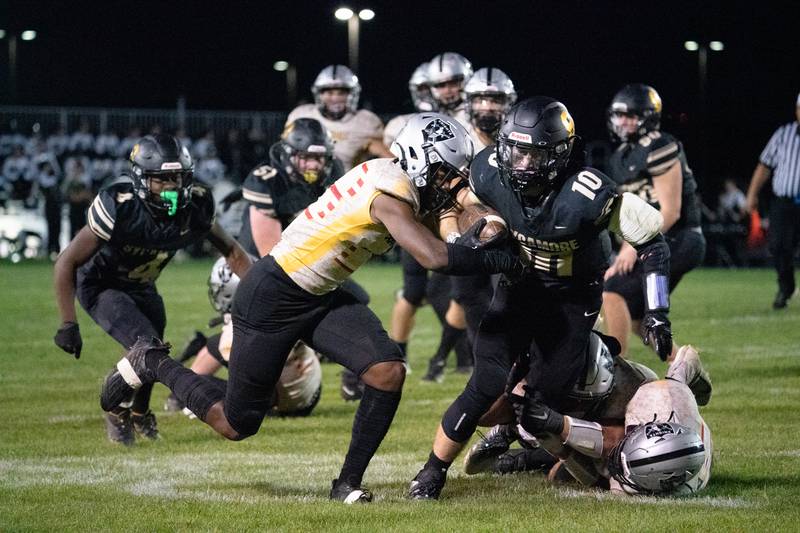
422, 118, 455, 143
508, 131, 532, 143
160, 162, 183, 170
130, 144, 140, 162
561, 110, 575, 136
645, 422, 677, 440
648, 88, 662, 113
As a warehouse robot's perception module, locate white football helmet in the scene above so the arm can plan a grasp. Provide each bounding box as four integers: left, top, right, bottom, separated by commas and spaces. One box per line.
427, 52, 472, 111
311, 65, 361, 119
409, 62, 435, 112
208, 256, 240, 314
608, 421, 706, 494
390, 112, 474, 216
464, 67, 518, 134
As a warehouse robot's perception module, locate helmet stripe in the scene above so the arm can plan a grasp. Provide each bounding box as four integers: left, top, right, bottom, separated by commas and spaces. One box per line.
627, 443, 705, 468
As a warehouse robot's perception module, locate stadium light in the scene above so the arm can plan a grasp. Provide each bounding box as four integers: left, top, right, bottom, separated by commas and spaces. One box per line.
21, 30, 36, 41
273, 60, 289, 72
684, 40, 699, 51
685, 40, 725, 181
709, 40, 725, 51
334, 7, 373, 74
273, 60, 297, 107
0, 30, 6, 39
335, 7, 354, 20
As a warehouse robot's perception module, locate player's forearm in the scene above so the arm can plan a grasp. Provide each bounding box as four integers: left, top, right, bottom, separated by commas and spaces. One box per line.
53, 257, 78, 323
225, 241, 253, 279
746, 163, 771, 200
634, 235, 671, 312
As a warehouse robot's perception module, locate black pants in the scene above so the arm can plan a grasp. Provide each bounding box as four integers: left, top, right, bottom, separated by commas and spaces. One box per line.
604, 227, 706, 320
226, 256, 402, 437
769, 197, 800, 296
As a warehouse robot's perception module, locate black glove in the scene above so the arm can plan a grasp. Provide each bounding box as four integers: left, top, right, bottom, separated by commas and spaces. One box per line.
641, 311, 673, 361
442, 243, 526, 277
517, 394, 564, 436
54, 321, 82, 359
454, 218, 504, 250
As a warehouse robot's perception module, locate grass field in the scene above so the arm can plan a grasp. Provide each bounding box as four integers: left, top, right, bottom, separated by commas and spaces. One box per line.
1, 260, 799, 531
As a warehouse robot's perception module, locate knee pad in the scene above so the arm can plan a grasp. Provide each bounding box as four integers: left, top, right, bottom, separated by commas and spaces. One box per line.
441, 386, 498, 443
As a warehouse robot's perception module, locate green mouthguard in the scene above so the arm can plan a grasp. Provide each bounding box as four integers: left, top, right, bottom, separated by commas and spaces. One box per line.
160, 190, 178, 216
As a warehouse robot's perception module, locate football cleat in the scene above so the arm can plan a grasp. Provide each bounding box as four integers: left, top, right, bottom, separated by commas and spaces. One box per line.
100, 336, 171, 412
340, 369, 364, 401
463, 424, 516, 475
131, 410, 160, 440
494, 448, 557, 475
408, 465, 446, 500
666, 345, 712, 406
329, 479, 373, 504
421, 357, 446, 383
104, 409, 134, 446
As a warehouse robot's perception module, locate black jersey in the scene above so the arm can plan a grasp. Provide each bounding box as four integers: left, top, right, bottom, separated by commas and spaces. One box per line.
238, 150, 343, 257
607, 130, 701, 232
81, 178, 215, 287
469, 148, 618, 286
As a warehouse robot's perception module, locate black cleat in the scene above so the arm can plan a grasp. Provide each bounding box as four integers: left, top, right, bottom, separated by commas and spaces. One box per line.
104, 409, 134, 446
463, 424, 516, 475
773, 290, 790, 309
340, 369, 364, 401
132, 410, 160, 440
329, 478, 373, 504
408, 465, 446, 500
494, 448, 557, 475
100, 337, 171, 412
421, 357, 445, 383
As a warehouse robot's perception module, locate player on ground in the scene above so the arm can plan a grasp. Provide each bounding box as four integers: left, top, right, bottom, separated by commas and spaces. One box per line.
99, 114, 526, 502
408, 96, 674, 500
287, 65, 392, 170
603, 84, 707, 365
53, 134, 251, 445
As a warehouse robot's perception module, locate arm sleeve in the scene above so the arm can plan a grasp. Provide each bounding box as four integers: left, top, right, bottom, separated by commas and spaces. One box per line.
86, 190, 117, 241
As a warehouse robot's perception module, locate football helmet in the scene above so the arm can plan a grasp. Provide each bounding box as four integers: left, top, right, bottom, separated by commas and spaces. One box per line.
129, 134, 193, 216
496, 96, 577, 194
312, 65, 360, 120
567, 331, 615, 404
390, 112, 474, 217
607, 83, 663, 142
608, 421, 706, 494
274, 118, 335, 185
427, 52, 472, 111
465, 67, 517, 135
208, 256, 240, 314
409, 62, 435, 112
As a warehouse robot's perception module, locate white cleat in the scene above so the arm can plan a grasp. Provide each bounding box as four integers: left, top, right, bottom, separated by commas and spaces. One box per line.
666, 345, 712, 406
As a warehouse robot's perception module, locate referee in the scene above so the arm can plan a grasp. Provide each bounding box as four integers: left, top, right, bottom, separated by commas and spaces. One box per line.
746, 92, 800, 309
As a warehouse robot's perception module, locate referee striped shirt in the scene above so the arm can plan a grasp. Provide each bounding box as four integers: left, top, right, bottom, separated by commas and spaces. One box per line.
759, 121, 800, 198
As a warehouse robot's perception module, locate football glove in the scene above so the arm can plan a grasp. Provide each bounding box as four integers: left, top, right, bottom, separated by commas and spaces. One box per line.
517, 395, 564, 436
641, 311, 673, 361
454, 218, 505, 250
54, 321, 82, 359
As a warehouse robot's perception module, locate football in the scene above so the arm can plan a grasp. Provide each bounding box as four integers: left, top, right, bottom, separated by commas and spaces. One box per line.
457, 204, 509, 243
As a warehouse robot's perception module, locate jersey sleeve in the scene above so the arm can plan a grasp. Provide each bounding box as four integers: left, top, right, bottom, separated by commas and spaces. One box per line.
358, 110, 384, 139
644, 133, 680, 176
241, 165, 278, 217
86, 188, 118, 241
759, 126, 784, 169
467, 148, 501, 210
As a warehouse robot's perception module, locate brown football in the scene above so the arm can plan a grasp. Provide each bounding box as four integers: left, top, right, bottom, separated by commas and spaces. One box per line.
457, 204, 508, 243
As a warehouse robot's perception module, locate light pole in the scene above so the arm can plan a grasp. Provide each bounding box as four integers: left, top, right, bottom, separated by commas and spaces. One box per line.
684, 40, 724, 180
2, 29, 37, 103
273, 60, 297, 108
334, 7, 374, 74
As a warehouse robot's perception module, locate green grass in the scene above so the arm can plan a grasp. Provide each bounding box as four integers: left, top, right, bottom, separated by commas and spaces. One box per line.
1, 261, 799, 531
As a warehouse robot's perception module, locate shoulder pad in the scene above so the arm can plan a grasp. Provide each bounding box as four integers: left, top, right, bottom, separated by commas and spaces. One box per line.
355, 109, 384, 132
468, 147, 500, 200
643, 132, 680, 176
560, 168, 618, 224
251, 163, 279, 180
242, 167, 278, 212
87, 188, 119, 241
370, 159, 420, 214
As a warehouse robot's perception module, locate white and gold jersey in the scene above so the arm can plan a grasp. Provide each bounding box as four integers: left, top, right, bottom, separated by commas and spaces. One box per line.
383, 113, 414, 149
616, 379, 713, 495
287, 104, 384, 170
457, 117, 491, 153
271, 158, 419, 294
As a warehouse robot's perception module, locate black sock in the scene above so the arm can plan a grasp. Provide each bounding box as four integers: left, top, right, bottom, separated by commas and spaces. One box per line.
424, 450, 452, 472
434, 325, 465, 362
338, 385, 402, 487
131, 383, 153, 414
397, 342, 408, 358
154, 357, 226, 421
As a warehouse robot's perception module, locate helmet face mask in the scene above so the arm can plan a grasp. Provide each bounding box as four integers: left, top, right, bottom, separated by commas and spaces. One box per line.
130, 134, 194, 216
312, 65, 360, 120
607, 84, 662, 142
465, 67, 517, 135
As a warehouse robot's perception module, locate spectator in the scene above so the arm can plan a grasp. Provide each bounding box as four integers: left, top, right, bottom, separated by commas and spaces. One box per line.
47, 126, 71, 159
62, 158, 93, 238
195, 146, 226, 186
68, 119, 95, 156
94, 129, 120, 158
30, 152, 63, 256
2, 145, 34, 204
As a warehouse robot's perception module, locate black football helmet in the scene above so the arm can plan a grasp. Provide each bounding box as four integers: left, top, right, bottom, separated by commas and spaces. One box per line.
129, 134, 194, 216
607, 83, 663, 142
496, 96, 577, 195
273, 118, 335, 185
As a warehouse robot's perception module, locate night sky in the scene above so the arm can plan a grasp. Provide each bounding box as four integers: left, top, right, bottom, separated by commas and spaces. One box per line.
2, 0, 799, 193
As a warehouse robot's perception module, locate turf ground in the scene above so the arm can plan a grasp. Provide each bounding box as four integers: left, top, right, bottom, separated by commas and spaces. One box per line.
1, 261, 799, 531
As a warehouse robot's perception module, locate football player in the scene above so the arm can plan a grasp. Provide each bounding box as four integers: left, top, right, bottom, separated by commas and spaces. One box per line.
99, 114, 525, 503
53, 134, 251, 445
427, 52, 473, 124
287, 65, 392, 170
603, 84, 706, 364
408, 97, 674, 500
461, 67, 517, 151
383, 63, 435, 149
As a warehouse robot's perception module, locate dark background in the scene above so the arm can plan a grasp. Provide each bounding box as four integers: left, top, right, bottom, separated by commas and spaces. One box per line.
2, 0, 799, 193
